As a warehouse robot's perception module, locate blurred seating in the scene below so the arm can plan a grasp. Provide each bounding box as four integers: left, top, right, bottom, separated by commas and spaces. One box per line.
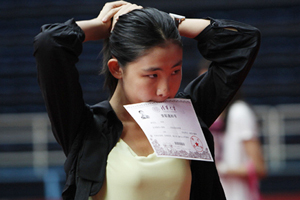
0, 113, 65, 198
0, 0, 300, 198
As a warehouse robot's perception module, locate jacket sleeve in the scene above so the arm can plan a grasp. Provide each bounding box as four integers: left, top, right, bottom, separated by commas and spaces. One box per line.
181, 17, 261, 127
33, 19, 90, 156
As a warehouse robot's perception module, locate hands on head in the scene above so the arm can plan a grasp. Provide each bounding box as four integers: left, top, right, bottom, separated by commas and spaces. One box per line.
100, 1, 143, 31
77, 1, 143, 42
78, 0, 210, 42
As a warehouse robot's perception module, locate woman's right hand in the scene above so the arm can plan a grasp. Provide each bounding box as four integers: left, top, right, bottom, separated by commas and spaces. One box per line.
77, 1, 142, 42
97, 1, 129, 34
101, 1, 143, 32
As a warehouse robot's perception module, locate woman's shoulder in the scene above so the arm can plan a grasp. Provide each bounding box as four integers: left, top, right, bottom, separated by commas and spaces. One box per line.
90, 100, 113, 115
89, 100, 122, 127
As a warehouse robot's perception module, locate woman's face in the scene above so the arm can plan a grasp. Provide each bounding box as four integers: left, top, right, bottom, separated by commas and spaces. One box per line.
119, 43, 183, 104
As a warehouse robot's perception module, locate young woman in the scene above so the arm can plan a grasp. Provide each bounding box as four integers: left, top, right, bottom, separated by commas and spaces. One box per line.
34, 1, 261, 199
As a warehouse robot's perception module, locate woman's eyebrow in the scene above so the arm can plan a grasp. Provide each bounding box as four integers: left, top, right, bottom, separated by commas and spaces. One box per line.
143, 67, 162, 72
143, 60, 183, 72
173, 60, 183, 67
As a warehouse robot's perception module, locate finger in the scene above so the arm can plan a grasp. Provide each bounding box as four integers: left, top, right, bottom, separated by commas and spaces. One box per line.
101, 1, 128, 22
111, 4, 143, 31
102, 6, 124, 22
114, 4, 143, 20
106, 0, 128, 9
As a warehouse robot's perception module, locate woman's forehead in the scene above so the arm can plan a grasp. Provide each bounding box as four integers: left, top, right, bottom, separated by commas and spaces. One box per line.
126, 44, 183, 70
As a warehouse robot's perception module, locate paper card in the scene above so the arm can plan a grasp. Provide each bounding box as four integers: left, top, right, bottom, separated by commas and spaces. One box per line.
124, 98, 213, 162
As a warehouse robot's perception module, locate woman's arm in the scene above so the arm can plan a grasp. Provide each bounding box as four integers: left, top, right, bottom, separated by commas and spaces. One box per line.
178, 18, 237, 39
178, 19, 211, 39
33, 19, 88, 156
33, 1, 143, 155
218, 139, 266, 179
179, 17, 261, 127
244, 139, 267, 178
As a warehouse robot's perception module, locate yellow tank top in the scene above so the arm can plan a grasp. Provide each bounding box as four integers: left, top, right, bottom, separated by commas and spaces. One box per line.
91, 138, 191, 200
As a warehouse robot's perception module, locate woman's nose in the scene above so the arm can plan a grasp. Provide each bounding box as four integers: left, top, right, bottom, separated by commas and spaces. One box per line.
156, 80, 170, 98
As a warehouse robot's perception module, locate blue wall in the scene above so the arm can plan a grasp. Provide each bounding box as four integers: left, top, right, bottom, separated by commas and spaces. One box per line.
1, 0, 299, 113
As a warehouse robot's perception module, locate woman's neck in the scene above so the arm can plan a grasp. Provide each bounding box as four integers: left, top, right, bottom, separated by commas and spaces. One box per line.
109, 84, 134, 123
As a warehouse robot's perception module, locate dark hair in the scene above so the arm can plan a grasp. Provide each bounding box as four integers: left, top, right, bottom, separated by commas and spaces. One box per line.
101, 7, 182, 97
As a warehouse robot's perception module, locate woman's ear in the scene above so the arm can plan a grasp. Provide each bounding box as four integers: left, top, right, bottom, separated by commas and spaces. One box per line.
108, 58, 123, 79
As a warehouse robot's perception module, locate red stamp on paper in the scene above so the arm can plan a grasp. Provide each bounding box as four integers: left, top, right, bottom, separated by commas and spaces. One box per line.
190, 136, 204, 152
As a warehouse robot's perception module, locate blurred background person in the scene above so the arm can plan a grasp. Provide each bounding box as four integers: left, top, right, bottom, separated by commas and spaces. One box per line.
199, 60, 267, 200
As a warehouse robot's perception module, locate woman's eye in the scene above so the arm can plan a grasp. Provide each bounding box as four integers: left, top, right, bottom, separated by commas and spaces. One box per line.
172, 70, 181, 75
148, 74, 157, 78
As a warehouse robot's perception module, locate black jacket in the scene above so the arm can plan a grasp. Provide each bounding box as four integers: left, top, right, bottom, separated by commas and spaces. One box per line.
34, 17, 261, 200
